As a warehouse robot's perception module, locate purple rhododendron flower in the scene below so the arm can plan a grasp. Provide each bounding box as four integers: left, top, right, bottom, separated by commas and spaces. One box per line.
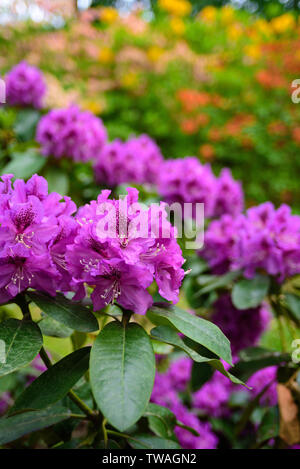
173, 403, 218, 449
168, 357, 192, 391
213, 168, 244, 218
247, 366, 278, 407
202, 202, 300, 281
158, 157, 243, 219
158, 157, 217, 218
192, 370, 232, 417
150, 356, 219, 449
0, 174, 77, 302
212, 294, 271, 354
6, 61, 46, 109
36, 105, 107, 162
94, 134, 163, 187
151, 372, 181, 409
66, 187, 185, 314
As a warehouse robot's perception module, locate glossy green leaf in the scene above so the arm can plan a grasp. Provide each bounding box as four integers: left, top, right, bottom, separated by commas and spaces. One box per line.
45, 167, 69, 196
11, 347, 91, 413
232, 274, 270, 310
144, 403, 176, 439
90, 321, 155, 431
234, 347, 290, 381
148, 305, 232, 365
150, 325, 245, 385
194, 270, 240, 297
13, 109, 40, 140
257, 407, 279, 444
129, 434, 181, 449
38, 315, 73, 338
285, 293, 300, 323
0, 319, 42, 377
28, 291, 98, 333
0, 404, 71, 445
3, 149, 46, 180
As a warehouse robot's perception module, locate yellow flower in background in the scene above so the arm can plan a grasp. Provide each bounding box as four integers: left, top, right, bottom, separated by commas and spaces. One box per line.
98, 47, 114, 64
198, 6, 217, 24
170, 17, 185, 35
254, 18, 272, 38
121, 71, 139, 89
159, 0, 191, 17
244, 43, 261, 61
147, 46, 164, 62
220, 5, 235, 25
83, 101, 103, 115
271, 13, 295, 34
100, 6, 118, 24
227, 22, 243, 41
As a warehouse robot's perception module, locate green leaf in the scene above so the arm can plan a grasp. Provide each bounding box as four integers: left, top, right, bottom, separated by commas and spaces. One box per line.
144, 403, 176, 439
148, 305, 232, 365
45, 167, 69, 195
175, 421, 200, 436
129, 434, 181, 449
150, 325, 245, 385
232, 274, 270, 310
11, 347, 91, 413
90, 321, 155, 431
38, 315, 73, 338
194, 271, 240, 297
0, 404, 71, 445
28, 291, 98, 333
0, 319, 43, 377
150, 325, 209, 362
13, 109, 40, 140
3, 149, 46, 180
234, 347, 290, 381
257, 407, 279, 444
285, 293, 300, 323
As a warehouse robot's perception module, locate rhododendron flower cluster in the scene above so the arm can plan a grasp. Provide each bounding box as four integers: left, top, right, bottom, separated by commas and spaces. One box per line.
173, 403, 219, 450
94, 134, 163, 187
151, 357, 219, 449
66, 187, 185, 315
247, 366, 278, 407
5, 61, 46, 109
192, 369, 232, 417
212, 294, 271, 354
0, 173, 77, 303
202, 202, 300, 280
158, 157, 243, 218
36, 105, 107, 162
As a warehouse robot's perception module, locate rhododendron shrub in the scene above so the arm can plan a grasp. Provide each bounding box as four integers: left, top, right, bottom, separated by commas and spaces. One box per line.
5, 62, 46, 109
0, 173, 237, 450
182, 197, 300, 449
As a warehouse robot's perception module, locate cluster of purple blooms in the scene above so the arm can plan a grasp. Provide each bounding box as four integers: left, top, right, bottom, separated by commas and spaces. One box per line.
5, 61, 46, 109
66, 187, 185, 315
247, 366, 278, 407
151, 357, 219, 449
202, 202, 300, 281
158, 157, 244, 219
94, 134, 164, 187
151, 353, 279, 449
0, 174, 185, 315
0, 173, 77, 304
36, 105, 107, 162
212, 294, 271, 354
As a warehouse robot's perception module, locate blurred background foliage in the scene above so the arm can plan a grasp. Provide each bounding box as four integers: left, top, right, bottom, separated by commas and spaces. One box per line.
0, 0, 300, 210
